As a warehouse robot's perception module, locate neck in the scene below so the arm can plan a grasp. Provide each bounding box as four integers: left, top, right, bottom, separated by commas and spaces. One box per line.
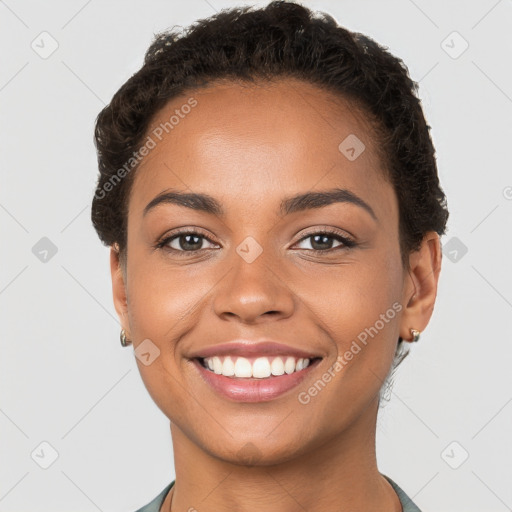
163, 395, 401, 512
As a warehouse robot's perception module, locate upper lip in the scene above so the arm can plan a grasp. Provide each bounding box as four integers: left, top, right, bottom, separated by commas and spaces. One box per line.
189, 340, 323, 360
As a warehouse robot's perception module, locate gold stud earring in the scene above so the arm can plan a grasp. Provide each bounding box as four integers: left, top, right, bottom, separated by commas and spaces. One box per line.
120, 329, 132, 347
410, 328, 420, 342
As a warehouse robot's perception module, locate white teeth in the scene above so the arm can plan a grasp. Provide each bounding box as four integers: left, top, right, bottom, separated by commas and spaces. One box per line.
270, 357, 285, 376
234, 357, 252, 378
213, 356, 222, 374
202, 355, 313, 378
296, 358, 309, 371
284, 357, 296, 374
221, 356, 235, 376
252, 357, 271, 378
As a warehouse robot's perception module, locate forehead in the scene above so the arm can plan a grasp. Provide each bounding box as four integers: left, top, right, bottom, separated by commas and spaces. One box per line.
129, 78, 395, 222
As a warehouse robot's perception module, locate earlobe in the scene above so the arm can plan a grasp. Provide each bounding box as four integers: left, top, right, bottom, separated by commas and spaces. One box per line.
400, 232, 442, 342
110, 244, 129, 328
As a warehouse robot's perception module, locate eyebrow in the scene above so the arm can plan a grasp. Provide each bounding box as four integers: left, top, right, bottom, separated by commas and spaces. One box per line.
143, 187, 377, 221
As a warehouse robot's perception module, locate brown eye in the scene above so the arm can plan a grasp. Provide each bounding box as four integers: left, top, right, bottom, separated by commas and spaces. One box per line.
294, 231, 356, 252
170, 233, 206, 251
157, 229, 219, 255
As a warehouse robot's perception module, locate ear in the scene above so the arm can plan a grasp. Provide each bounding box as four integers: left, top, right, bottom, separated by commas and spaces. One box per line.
400, 231, 443, 342
110, 245, 129, 331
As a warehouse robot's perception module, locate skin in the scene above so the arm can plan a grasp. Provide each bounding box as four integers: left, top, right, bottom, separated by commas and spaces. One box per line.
110, 78, 442, 512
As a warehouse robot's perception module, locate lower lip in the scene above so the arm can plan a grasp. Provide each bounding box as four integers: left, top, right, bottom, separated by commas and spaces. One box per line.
193, 358, 321, 402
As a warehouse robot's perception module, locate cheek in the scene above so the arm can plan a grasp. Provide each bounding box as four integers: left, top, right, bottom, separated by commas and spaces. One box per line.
126, 254, 210, 340
297, 255, 402, 346
124, 255, 228, 414
122, 251, 199, 407
291, 256, 403, 431
294, 255, 404, 423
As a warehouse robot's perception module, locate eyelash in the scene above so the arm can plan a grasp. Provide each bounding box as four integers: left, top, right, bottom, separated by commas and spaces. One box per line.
155, 227, 357, 256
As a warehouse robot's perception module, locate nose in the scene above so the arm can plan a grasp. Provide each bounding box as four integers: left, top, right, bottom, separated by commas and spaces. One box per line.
212, 248, 295, 325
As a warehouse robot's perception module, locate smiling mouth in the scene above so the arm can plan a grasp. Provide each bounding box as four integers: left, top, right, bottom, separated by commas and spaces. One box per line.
196, 355, 323, 379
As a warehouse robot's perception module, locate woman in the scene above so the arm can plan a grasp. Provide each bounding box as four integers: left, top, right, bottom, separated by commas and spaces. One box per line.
91, 2, 448, 511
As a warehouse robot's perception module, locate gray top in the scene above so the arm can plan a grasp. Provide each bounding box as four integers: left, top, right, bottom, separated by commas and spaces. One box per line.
134, 474, 421, 512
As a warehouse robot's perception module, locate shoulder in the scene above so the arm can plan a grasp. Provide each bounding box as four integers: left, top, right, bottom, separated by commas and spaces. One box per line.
132, 481, 175, 512
382, 474, 423, 512
132, 477, 421, 512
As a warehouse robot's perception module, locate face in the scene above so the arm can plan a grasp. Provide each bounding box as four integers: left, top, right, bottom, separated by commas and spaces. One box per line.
111, 78, 435, 465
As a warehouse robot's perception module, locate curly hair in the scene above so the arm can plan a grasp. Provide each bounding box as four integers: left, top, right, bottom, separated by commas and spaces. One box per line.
91, 0, 449, 388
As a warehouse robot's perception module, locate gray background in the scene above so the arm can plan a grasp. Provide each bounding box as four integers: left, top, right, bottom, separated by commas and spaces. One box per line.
1, 0, 511, 510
